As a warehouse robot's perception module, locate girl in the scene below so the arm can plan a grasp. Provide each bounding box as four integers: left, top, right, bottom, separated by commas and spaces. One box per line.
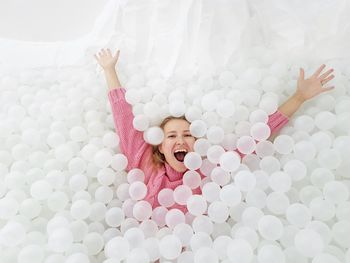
95, 48, 335, 212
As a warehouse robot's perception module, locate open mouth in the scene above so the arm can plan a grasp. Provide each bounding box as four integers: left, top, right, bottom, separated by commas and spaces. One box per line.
173, 150, 187, 162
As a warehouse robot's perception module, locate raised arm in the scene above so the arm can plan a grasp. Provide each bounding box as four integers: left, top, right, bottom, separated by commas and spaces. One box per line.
268, 64, 335, 141
237, 64, 335, 157
94, 49, 122, 90
278, 64, 334, 118
95, 49, 149, 170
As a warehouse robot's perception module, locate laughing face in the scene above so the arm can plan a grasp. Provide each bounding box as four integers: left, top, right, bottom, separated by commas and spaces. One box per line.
158, 119, 195, 172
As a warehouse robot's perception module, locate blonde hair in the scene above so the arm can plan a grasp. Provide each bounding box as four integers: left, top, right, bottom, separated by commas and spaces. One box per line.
151, 115, 189, 168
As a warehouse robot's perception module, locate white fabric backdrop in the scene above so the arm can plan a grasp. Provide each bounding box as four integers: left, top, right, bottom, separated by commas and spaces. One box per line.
0, 0, 349, 74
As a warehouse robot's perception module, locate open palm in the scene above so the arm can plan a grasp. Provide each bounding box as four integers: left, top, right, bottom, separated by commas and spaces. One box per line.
296, 64, 335, 101
94, 49, 120, 69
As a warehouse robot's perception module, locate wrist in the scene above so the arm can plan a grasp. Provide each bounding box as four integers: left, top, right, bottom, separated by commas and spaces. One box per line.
103, 67, 117, 73
292, 92, 306, 104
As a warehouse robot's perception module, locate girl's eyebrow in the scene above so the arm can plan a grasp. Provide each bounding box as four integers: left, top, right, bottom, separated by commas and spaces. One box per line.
166, 130, 191, 134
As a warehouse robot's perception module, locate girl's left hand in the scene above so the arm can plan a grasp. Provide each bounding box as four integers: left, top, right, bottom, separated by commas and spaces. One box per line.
295, 64, 335, 102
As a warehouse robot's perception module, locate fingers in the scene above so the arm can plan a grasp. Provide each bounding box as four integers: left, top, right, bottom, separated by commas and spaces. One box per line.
319, 68, 334, 80
321, 74, 335, 85
299, 68, 305, 80
95, 48, 119, 58
312, 64, 326, 78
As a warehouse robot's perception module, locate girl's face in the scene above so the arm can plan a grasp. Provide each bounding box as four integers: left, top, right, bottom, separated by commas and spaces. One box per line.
158, 119, 195, 172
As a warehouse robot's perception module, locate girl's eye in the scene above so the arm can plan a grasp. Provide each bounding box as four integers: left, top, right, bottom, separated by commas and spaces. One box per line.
168, 135, 176, 138
185, 134, 192, 137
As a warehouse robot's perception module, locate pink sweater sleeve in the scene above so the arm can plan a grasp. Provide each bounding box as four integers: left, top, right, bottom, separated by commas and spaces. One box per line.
266, 110, 289, 135
235, 110, 289, 158
108, 87, 149, 170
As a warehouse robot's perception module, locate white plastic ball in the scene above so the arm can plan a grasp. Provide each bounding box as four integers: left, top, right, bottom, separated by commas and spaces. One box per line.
317, 149, 342, 169
69, 174, 88, 192
83, 232, 104, 255
54, 144, 73, 162
133, 115, 150, 131
283, 159, 307, 181
105, 207, 124, 227
165, 209, 185, 228
202, 182, 221, 202
19, 198, 42, 218
245, 189, 267, 209
159, 235, 182, 260
234, 170, 256, 192
194, 247, 218, 263
323, 181, 349, 204
127, 168, 145, 183
227, 239, 253, 263
18, 245, 45, 263
241, 207, 264, 230
266, 192, 290, 215
95, 186, 113, 203
173, 223, 194, 247
94, 149, 112, 168
201, 93, 219, 111
258, 215, 283, 240
70, 200, 91, 220
206, 126, 225, 144
187, 195, 207, 216
310, 197, 335, 221
30, 180, 53, 200
286, 203, 312, 227
257, 245, 285, 263
295, 229, 324, 257
237, 136, 256, 154
216, 100, 235, 118
184, 152, 202, 170
190, 232, 213, 251
48, 228, 74, 252
70, 126, 87, 142
294, 115, 315, 132
315, 111, 336, 130
219, 151, 241, 172
104, 236, 130, 260
249, 109, 268, 124
158, 188, 175, 208
0, 221, 26, 247
174, 185, 192, 205
133, 200, 152, 221
250, 122, 271, 141
293, 140, 316, 161
207, 201, 229, 223
182, 170, 202, 189
268, 171, 291, 192
145, 127, 164, 145
207, 145, 225, 164
274, 135, 294, 154
190, 120, 207, 137
129, 181, 147, 201
169, 101, 186, 117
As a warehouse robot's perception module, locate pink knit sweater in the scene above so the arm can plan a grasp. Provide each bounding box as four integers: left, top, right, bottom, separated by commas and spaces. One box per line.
108, 87, 289, 212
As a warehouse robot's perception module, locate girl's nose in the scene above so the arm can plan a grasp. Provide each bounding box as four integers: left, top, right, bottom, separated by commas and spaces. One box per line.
176, 137, 185, 144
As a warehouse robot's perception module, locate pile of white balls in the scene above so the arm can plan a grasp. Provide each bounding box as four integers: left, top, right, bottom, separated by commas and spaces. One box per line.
0, 50, 350, 263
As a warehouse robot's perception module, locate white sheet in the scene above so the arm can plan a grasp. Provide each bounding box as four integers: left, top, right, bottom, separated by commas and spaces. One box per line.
1, 0, 349, 74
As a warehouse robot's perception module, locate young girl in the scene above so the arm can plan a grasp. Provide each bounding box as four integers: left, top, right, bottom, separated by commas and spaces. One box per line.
95, 48, 335, 212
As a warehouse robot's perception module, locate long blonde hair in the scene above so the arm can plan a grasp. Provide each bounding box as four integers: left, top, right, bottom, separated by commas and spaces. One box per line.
151, 115, 189, 168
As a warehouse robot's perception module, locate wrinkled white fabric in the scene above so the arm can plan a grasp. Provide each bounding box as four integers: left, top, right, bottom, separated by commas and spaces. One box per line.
0, 0, 349, 72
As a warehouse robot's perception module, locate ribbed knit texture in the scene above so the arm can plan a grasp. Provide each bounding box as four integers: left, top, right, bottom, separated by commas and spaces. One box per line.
108, 87, 289, 212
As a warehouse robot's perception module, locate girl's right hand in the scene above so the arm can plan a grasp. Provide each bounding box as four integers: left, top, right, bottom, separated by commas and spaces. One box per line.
94, 48, 120, 70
